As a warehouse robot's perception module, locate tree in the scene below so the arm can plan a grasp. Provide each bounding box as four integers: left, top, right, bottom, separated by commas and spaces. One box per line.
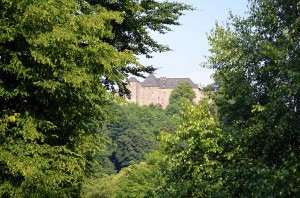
99, 0, 192, 56
166, 82, 196, 115
97, 0, 194, 95
105, 102, 177, 171
83, 151, 164, 198
0, 0, 190, 196
159, 100, 223, 197
0, 1, 132, 196
206, 0, 300, 196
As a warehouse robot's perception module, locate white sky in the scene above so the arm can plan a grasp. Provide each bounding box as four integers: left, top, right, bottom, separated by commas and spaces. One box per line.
138, 0, 249, 86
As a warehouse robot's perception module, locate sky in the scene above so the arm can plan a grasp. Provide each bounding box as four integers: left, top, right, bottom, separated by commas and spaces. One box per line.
137, 0, 249, 86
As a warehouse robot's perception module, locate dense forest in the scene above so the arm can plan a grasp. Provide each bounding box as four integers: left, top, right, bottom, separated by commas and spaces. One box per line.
1, 0, 299, 197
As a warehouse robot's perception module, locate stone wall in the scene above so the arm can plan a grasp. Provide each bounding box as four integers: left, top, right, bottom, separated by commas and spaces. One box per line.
127, 81, 204, 109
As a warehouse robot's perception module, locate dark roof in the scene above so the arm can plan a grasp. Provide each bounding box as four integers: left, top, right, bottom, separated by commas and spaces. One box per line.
129, 74, 198, 89
128, 77, 139, 82
158, 77, 198, 89
140, 74, 159, 87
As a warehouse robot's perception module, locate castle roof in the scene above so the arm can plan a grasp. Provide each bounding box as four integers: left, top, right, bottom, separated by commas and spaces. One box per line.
128, 76, 139, 82
140, 74, 159, 87
158, 77, 198, 89
131, 74, 198, 89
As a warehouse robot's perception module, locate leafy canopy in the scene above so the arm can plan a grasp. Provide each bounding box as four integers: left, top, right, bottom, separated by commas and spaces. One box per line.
105, 102, 176, 171
160, 100, 222, 197
0, 0, 191, 196
83, 151, 164, 198
97, 0, 193, 95
166, 82, 196, 115
206, 0, 300, 196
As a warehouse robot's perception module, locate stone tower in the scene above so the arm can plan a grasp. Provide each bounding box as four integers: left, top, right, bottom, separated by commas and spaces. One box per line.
127, 76, 140, 103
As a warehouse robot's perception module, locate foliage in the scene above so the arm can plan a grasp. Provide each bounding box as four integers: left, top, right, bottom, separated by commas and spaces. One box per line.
206, 0, 300, 196
96, 0, 193, 95
105, 102, 177, 171
166, 82, 196, 115
0, 0, 190, 196
159, 100, 223, 197
200, 84, 214, 92
99, 0, 193, 57
169, 82, 196, 104
83, 151, 164, 198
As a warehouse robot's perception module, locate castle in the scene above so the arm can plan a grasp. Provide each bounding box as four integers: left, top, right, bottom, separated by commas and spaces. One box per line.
126, 74, 204, 109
